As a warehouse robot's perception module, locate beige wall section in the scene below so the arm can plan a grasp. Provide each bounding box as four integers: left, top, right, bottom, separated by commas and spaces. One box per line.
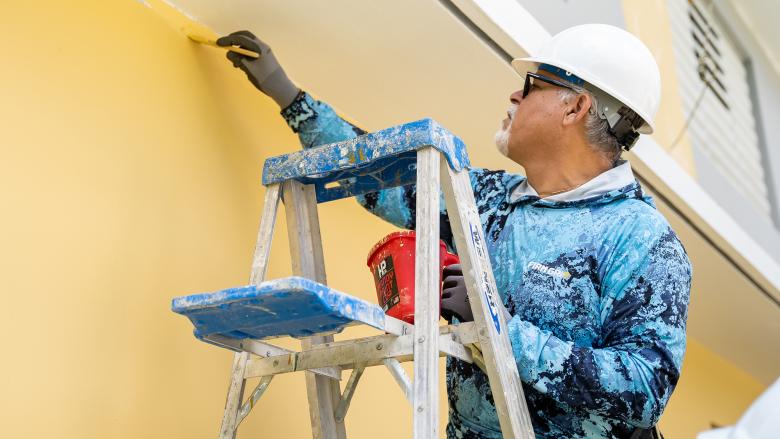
1, 0, 766, 438
659, 338, 765, 438
623, 0, 698, 176
0, 0, 435, 437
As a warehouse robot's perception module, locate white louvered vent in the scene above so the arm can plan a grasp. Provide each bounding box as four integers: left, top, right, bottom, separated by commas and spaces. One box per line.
667, 0, 770, 217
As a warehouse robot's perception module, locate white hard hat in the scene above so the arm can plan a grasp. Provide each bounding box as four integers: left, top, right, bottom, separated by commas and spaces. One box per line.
511, 24, 661, 143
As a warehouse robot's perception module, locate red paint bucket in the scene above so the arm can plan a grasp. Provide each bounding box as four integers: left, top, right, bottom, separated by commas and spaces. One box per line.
367, 231, 459, 324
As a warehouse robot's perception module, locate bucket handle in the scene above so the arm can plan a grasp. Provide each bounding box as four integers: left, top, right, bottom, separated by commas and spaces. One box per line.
442, 251, 460, 268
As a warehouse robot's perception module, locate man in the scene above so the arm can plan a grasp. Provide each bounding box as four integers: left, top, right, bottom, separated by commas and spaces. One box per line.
217, 24, 691, 439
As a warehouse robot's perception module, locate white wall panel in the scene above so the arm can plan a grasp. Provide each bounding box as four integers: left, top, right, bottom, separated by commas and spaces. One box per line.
668, 0, 770, 216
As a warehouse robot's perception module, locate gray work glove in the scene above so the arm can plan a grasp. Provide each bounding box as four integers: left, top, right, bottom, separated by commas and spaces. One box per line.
442, 264, 484, 372
441, 264, 474, 323
216, 30, 300, 109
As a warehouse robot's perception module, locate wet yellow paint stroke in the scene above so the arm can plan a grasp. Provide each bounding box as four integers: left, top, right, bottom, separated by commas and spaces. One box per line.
138, 0, 257, 57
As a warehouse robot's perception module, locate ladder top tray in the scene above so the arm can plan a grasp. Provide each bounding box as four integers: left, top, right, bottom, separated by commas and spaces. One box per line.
261, 118, 471, 203
172, 276, 388, 340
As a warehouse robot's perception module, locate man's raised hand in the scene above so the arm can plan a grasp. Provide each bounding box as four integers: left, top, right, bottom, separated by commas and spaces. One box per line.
217, 30, 300, 108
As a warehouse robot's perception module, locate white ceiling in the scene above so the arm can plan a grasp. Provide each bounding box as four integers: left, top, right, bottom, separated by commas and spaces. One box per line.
167, 0, 780, 383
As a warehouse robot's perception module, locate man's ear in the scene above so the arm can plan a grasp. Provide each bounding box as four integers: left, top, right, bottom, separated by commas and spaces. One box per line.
562, 93, 591, 127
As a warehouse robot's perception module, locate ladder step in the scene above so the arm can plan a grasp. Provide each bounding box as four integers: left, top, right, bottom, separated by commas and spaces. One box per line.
261, 118, 470, 203
172, 277, 388, 340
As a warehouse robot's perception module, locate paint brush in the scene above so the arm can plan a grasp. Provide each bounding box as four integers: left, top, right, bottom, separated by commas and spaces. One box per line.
186, 32, 260, 59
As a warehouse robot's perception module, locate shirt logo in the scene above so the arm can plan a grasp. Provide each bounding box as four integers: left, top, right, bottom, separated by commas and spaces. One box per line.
527, 261, 571, 280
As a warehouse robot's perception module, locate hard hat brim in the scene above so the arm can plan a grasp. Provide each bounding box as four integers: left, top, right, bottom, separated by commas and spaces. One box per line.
511, 57, 654, 135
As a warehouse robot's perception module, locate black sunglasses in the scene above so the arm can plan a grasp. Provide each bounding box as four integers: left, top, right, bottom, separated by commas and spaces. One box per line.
523, 72, 582, 98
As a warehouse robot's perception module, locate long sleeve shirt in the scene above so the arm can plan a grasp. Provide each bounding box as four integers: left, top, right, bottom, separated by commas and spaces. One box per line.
280, 92, 692, 438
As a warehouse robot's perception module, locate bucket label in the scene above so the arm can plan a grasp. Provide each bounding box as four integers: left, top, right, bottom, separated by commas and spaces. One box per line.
374, 256, 400, 312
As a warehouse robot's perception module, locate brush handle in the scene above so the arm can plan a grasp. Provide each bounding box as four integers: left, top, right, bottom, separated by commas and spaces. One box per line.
187, 33, 260, 58
226, 45, 260, 58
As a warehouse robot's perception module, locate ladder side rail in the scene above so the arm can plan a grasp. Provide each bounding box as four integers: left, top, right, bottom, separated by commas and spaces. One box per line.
412, 147, 442, 439
440, 163, 536, 439
249, 184, 282, 285
219, 352, 250, 439
283, 179, 346, 439
219, 183, 282, 439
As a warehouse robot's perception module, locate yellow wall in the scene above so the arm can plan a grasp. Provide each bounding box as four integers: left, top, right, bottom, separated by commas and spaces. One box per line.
0, 0, 432, 437
0, 1, 767, 438
659, 339, 765, 437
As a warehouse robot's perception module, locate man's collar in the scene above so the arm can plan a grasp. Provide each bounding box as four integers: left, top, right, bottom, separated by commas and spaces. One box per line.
508, 160, 635, 203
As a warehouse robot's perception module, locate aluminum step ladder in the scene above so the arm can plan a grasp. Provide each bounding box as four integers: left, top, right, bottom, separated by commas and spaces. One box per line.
172, 119, 535, 439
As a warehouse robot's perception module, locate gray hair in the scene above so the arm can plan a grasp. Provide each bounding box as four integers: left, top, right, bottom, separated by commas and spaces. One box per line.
558, 88, 622, 164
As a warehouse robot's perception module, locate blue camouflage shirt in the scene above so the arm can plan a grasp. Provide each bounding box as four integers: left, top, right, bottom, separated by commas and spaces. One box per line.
280, 92, 692, 438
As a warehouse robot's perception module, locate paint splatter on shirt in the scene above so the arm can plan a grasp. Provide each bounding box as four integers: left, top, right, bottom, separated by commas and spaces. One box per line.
281, 92, 692, 438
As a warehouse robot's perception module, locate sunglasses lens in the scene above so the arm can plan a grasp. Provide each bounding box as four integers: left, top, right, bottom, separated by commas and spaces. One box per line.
523, 75, 531, 98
